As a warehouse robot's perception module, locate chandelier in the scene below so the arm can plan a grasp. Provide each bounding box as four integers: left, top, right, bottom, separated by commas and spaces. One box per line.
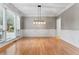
33, 5, 46, 25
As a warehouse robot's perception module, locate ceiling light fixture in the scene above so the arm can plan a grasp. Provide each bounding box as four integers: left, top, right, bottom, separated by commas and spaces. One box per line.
33, 5, 46, 25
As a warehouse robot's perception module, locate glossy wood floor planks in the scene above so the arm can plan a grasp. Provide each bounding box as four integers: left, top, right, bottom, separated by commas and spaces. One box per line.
0, 37, 79, 55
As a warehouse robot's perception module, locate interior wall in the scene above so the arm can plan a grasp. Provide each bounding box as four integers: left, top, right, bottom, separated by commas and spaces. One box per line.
21, 16, 56, 37
22, 17, 56, 29
60, 4, 79, 30
59, 4, 79, 48
20, 16, 24, 29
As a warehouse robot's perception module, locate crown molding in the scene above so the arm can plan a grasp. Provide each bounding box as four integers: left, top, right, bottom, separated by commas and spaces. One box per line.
57, 3, 75, 16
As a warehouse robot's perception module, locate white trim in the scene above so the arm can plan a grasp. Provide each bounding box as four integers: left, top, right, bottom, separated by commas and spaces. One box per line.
57, 3, 75, 16
3, 8, 7, 31
3, 7, 7, 41
56, 17, 61, 36
14, 15, 17, 37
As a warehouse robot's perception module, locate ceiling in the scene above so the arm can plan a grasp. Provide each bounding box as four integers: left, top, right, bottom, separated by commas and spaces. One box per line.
12, 3, 74, 17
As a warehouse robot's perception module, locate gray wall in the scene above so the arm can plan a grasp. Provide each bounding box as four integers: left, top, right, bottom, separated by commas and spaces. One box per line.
60, 4, 79, 30
21, 17, 56, 29
20, 16, 24, 29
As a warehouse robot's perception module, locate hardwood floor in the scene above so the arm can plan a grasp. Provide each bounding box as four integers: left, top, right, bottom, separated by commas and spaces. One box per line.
0, 37, 79, 55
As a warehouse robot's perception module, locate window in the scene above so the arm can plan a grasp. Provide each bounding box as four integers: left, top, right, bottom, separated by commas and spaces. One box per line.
0, 7, 3, 26
0, 6, 4, 42
6, 9, 15, 41
0, 4, 21, 43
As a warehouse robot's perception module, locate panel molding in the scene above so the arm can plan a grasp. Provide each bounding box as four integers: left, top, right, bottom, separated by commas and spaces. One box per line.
61, 29, 79, 48
22, 29, 56, 37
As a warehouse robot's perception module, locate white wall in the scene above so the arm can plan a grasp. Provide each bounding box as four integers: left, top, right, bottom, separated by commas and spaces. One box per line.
59, 4, 79, 48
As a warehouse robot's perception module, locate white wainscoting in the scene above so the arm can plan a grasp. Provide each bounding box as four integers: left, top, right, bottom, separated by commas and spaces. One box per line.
22, 29, 56, 37
61, 29, 79, 48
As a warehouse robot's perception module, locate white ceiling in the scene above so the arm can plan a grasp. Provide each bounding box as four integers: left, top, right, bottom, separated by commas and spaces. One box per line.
12, 3, 74, 17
